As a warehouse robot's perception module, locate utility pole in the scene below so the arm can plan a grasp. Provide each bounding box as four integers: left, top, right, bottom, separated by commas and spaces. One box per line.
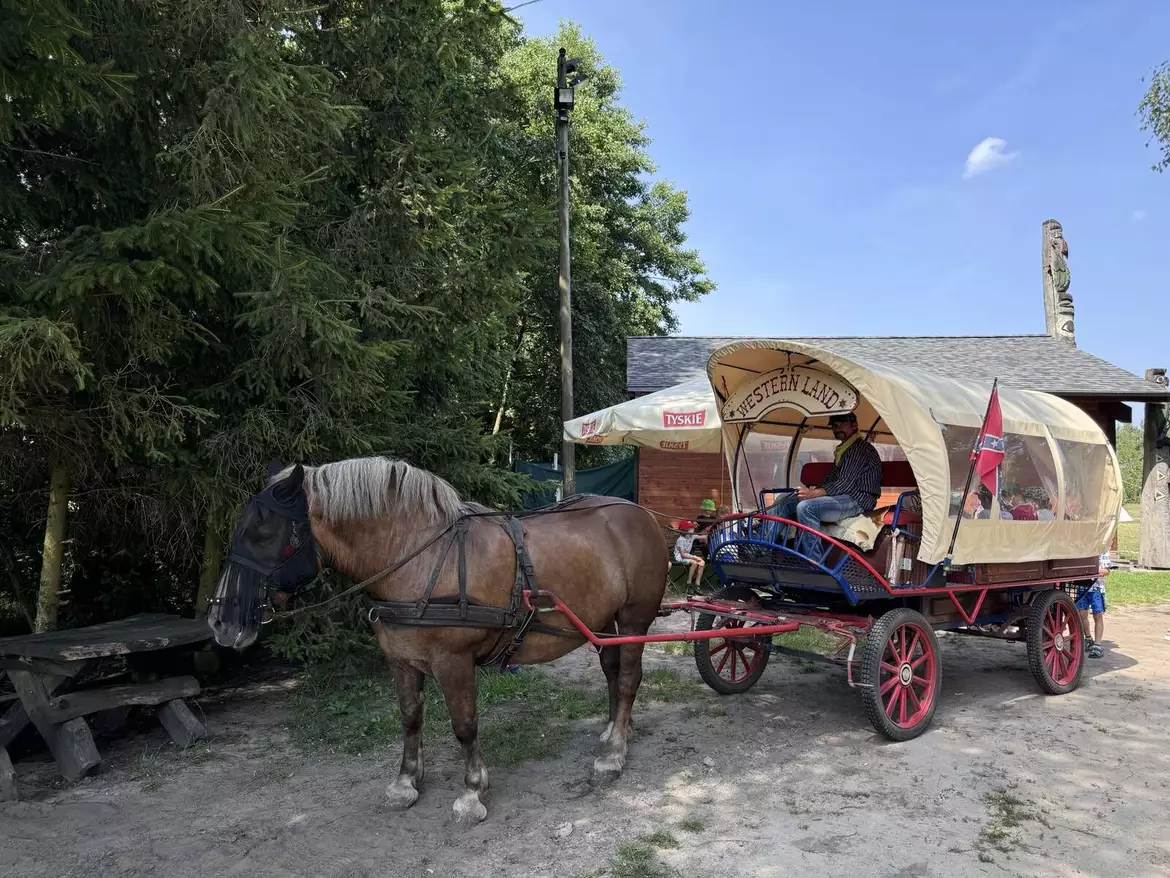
554, 48, 583, 496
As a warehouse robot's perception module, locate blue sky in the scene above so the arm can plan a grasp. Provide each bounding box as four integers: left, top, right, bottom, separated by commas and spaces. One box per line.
517, 0, 1168, 384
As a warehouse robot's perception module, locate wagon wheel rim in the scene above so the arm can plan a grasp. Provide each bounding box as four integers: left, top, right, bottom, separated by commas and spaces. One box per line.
1041, 599, 1082, 686
707, 618, 764, 684
877, 622, 937, 730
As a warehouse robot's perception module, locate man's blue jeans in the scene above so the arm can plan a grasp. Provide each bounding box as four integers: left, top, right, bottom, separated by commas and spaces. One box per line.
773, 493, 862, 556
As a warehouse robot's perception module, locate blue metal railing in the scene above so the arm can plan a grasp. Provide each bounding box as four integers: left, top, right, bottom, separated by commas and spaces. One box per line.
707, 513, 889, 604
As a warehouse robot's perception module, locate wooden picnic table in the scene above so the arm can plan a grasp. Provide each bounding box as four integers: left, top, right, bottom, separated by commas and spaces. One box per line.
0, 613, 213, 801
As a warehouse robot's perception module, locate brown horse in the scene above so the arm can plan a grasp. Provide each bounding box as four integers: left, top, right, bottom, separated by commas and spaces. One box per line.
207, 457, 668, 824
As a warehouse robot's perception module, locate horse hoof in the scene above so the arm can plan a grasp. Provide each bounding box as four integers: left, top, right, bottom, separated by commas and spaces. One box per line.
592, 754, 625, 784
385, 779, 420, 810
452, 791, 488, 825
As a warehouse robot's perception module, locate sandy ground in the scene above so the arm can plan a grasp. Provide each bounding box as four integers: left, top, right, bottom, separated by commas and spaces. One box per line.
2, 604, 1169, 878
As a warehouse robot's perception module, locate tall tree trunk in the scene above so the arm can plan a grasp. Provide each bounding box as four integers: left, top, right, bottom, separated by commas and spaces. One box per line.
34, 462, 70, 632
195, 518, 223, 613
492, 315, 527, 436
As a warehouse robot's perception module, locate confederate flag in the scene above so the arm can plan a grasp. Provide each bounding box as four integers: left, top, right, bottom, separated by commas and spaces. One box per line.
970, 380, 1004, 496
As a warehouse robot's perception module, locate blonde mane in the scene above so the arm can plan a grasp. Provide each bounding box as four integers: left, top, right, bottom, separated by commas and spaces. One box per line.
277, 456, 464, 524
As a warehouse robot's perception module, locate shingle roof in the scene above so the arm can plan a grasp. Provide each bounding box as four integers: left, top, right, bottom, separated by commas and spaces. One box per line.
627, 335, 1170, 400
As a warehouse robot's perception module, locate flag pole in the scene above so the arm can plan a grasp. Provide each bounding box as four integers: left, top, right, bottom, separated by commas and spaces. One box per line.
944, 377, 999, 564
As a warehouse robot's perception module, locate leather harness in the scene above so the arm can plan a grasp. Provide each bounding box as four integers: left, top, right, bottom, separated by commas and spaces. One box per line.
363, 500, 587, 669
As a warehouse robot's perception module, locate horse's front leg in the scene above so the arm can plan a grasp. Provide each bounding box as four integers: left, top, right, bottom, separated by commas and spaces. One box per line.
433, 654, 489, 825
385, 662, 425, 810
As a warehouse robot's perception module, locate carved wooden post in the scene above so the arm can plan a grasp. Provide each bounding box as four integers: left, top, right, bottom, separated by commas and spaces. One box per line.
1140, 368, 1170, 569
1041, 219, 1075, 344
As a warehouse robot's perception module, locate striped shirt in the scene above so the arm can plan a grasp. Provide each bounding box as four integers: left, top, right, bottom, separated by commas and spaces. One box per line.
820, 439, 883, 512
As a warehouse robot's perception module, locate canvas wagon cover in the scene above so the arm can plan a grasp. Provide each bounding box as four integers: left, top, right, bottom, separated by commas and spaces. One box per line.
706, 340, 1122, 565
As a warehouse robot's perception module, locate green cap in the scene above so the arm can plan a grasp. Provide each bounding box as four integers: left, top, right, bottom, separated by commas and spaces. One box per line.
700, 499, 716, 511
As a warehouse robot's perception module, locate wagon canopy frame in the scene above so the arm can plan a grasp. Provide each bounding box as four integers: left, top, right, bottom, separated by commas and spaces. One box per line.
705, 339, 1122, 566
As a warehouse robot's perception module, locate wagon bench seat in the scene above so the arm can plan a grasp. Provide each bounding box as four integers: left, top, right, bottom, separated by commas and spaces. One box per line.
799, 460, 920, 527
800, 459, 918, 491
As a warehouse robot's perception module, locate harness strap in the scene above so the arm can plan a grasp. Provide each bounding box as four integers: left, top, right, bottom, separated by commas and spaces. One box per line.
457, 518, 469, 620
418, 518, 468, 613
365, 513, 556, 670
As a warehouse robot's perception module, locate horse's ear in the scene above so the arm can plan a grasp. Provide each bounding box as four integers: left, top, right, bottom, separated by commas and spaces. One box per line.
266, 458, 285, 481
285, 464, 305, 489
272, 463, 304, 503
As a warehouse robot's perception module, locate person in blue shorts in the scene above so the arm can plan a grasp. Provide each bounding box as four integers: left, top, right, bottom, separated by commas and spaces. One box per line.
1076, 553, 1111, 659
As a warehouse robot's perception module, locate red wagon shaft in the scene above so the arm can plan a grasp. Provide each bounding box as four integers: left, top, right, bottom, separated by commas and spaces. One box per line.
524, 590, 804, 644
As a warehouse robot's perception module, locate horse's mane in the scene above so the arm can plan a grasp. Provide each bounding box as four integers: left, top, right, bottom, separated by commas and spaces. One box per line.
276, 456, 478, 525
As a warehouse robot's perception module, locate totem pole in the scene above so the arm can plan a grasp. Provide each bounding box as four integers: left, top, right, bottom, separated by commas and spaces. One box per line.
1140, 369, 1170, 569
1042, 219, 1074, 344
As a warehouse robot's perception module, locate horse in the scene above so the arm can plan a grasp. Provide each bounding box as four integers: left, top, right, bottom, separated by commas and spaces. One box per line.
207, 456, 669, 824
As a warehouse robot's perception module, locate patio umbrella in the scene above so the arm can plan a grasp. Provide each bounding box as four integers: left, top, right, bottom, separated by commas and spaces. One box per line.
564, 377, 722, 453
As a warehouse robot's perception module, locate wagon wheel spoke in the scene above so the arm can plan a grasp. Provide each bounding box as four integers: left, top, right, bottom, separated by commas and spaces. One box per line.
884, 685, 900, 717
1045, 648, 1058, 679
715, 642, 731, 675
880, 673, 901, 696
911, 672, 931, 691
910, 653, 929, 671
740, 645, 756, 673
898, 687, 909, 725
891, 631, 906, 664
881, 661, 900, 675
728, 646, 741, 681
906, 682, 922, 713
905, 630, 922, 662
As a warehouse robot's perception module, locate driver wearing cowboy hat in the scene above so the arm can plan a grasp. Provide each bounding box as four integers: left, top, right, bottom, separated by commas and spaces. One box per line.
774, 411, 882, 538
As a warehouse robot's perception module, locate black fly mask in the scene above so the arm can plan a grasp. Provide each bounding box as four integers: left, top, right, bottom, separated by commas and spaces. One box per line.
209, 461, 320, 648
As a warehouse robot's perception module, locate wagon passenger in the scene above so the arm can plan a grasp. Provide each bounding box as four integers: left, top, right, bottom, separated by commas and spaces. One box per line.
775, 412, 882, 543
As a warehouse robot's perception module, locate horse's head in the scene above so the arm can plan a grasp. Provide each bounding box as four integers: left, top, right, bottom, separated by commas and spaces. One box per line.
207, 460, 321, 649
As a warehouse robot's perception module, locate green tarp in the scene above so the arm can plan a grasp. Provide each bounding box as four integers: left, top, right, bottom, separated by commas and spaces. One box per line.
513, 456, 637, 509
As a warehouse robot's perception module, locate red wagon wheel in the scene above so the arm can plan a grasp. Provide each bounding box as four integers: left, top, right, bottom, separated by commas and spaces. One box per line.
1026, 589, 1084, 695
860, 608, 941, 741
694, 586, 771, 695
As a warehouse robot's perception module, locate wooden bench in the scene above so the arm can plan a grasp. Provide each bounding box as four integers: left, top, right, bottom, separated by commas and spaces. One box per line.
0, 613, 213, 801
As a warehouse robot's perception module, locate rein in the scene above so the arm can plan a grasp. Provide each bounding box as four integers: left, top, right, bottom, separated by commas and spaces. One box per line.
264, 496, 687, 623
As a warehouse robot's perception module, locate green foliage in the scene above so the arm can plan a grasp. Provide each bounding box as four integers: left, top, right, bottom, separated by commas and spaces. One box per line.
609, 841, 671, 878
1116, 424, 1144, 504
290, 659, 609, 766
0, 3, 710, 640
1107, 571, 1170, 606
493, 24, 714, 462
1139, 61, 1170, 172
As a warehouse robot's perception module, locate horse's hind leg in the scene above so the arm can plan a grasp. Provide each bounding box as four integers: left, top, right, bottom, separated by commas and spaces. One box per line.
385, 662, 425, 810
598, 631, 620, 743
593, 625, 649, 783
433, 654, 489, 825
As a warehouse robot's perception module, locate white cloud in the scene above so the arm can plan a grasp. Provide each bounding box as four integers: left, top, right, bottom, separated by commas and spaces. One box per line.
1132, 209, 1147, 222
963, 137, 1018, 179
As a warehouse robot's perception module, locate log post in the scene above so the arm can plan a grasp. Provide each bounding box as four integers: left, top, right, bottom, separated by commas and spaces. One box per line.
194, 520, 223, 614
34, 462, 70, 633
1139, 368, 1170, 569
0, 747, 16, 802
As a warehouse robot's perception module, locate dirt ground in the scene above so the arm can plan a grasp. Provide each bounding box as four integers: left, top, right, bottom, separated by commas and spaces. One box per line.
3, 604, 1169, 878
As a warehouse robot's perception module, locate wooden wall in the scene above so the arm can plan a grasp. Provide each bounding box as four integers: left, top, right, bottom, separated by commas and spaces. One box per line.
637, 449, 730, 524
